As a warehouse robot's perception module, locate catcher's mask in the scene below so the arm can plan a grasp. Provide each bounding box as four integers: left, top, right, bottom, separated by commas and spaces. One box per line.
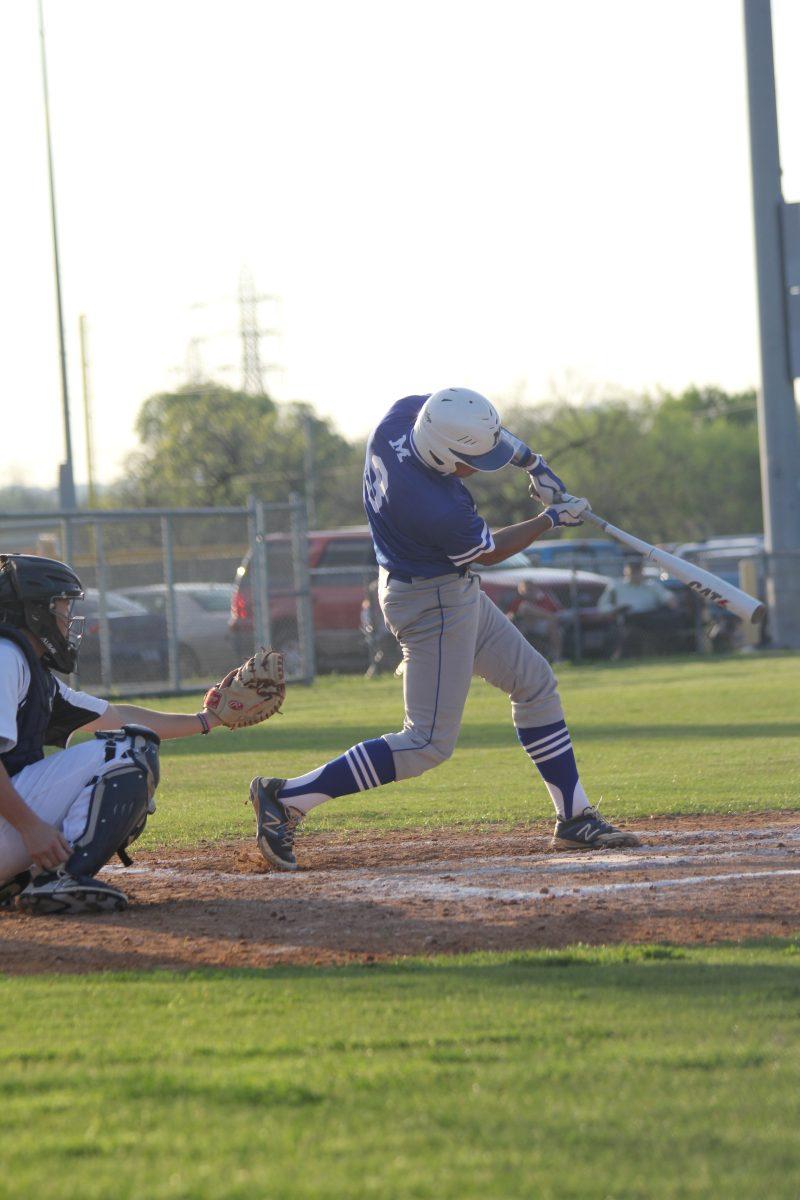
0, 554, 85, 674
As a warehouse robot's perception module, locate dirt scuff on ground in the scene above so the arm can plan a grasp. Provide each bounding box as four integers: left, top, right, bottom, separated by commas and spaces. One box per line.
1, 812, 798, 974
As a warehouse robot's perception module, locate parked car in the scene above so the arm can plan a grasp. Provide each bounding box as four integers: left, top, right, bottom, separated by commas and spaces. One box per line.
72, 589, 168, 685
524, 538, 627, 577
673, 535, 766, 593
231, 528, 378, 673
118, 583, 236, 679
231, 531, 623, 671
472, 553, 623, 659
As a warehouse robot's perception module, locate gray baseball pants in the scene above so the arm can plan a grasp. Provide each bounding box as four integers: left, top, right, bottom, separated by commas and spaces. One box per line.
378, 568, 565, 781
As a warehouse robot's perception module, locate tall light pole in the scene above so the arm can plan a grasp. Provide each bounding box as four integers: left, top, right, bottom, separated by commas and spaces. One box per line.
79, 314, 96, 507
38, 0, 76, 509
743, 0, 800, 646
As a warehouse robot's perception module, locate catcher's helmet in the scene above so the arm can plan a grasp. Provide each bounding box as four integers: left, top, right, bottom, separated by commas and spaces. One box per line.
410, 388, 515, 475
0, 554, 85, 673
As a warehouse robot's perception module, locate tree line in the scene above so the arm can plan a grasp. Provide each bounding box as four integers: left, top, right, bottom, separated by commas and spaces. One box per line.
1, 382, 766, 545
467, 385, 763, 543
115, 382, 763, 544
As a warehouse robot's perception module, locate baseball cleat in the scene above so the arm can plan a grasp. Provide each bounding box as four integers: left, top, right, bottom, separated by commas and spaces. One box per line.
17, 870, 128, 915
0, 870, 32, 909
250, 777, 302, 871
552, 806, 641, 851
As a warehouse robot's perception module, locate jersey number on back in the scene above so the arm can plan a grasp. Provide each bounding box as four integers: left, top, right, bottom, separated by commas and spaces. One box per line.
365, 454, 390, 513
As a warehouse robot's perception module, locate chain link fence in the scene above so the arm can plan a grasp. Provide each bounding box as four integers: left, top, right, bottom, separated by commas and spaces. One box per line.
2, 509, 793, 685
0, 496, 314, 695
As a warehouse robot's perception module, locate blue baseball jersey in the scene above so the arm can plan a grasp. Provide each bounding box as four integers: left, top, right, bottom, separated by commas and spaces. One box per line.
363, 396, 495, 578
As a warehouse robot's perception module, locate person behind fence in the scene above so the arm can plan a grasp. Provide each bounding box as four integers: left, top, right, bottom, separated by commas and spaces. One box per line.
508, 579, 563, 663
0, 553, 276, 916
361, 576, 402, 677
598, 558, 680, 655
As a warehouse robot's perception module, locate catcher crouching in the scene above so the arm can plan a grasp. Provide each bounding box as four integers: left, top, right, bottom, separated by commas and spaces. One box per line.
0, 552, 285, 916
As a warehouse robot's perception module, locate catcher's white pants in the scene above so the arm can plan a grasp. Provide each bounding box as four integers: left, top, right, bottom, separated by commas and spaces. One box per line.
379, 569, 565, 781
0, 739, 127, 883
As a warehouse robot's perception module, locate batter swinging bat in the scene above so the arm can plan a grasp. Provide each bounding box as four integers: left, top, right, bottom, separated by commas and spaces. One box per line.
582, 511, 766, 625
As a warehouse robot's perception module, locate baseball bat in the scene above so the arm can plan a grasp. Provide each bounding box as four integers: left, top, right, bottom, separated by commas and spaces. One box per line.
582, 511, 766, 624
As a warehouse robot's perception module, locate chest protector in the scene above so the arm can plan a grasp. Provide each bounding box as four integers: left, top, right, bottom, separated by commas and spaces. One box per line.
0, 626, 57, 778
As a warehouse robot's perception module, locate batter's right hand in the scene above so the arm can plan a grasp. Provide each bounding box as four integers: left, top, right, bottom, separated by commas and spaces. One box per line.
543, 495, 591, 528
21, 817, 72, 872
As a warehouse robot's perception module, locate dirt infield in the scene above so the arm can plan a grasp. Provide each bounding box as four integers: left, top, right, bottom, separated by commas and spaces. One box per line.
1, 812, 798, 974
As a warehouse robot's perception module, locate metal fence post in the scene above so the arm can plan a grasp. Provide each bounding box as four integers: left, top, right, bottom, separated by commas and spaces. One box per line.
569, 568, 583, 663
60, 515, 74, 569
94, 521, 112, 691
289, 491, 315, 681
249, 496, 271, 651
62, 515, 80, 688
161, 514, 180, 689
247, 497, 259, 652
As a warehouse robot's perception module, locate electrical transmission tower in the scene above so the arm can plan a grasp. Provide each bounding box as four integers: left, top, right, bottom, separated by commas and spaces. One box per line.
177, 270, 280, 394
239, 266, 273, 395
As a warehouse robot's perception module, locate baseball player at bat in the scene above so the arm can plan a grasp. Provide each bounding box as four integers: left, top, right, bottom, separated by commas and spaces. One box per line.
0, 554, 284, 914
250, 388, 640, 870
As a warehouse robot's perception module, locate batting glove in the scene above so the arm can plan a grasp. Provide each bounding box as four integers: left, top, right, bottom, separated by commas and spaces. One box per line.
528, 455, 567, 506
543, 495, 591, 528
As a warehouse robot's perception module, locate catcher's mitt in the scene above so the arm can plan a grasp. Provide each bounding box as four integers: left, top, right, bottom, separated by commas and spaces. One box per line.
204, 647, 286, 730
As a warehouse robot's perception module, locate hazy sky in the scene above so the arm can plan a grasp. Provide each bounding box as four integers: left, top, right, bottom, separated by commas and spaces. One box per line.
2, 0, 799, 490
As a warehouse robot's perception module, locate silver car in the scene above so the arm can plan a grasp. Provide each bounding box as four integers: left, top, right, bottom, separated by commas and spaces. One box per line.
118, 583, 236, 680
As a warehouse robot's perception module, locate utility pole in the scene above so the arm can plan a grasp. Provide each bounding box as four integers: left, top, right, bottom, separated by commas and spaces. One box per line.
743, 0, 800, 647
38, 0, 75, 509
184, 335, 207, 387
303, 412, 317, 528
78, 315, 96, 507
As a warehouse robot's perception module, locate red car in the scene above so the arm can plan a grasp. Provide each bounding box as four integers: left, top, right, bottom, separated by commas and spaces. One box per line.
230, 527, 620, 673
230, 528, 377, 673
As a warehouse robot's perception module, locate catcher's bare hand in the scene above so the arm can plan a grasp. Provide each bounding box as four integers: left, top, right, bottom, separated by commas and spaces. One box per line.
203, 647, 286, 730
21, 816, 72, 871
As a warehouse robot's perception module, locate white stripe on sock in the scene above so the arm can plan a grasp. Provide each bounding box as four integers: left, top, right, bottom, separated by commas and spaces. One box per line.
346, 749, 368, 790
354, 743, 380, 788
522, 726, 568, 754
530, 740, 573, 766
526, 734, 571, 760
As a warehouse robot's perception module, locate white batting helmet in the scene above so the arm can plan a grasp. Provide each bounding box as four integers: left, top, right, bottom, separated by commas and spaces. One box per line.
410, 388, 515, 474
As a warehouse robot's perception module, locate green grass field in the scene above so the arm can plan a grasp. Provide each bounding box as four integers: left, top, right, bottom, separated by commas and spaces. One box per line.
2, 945, 800, 1199
5, 654, 799, 1198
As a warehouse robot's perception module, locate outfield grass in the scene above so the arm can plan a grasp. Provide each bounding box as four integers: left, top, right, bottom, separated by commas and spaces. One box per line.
2, 943, 799, 1200
104, 652, 800, 848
